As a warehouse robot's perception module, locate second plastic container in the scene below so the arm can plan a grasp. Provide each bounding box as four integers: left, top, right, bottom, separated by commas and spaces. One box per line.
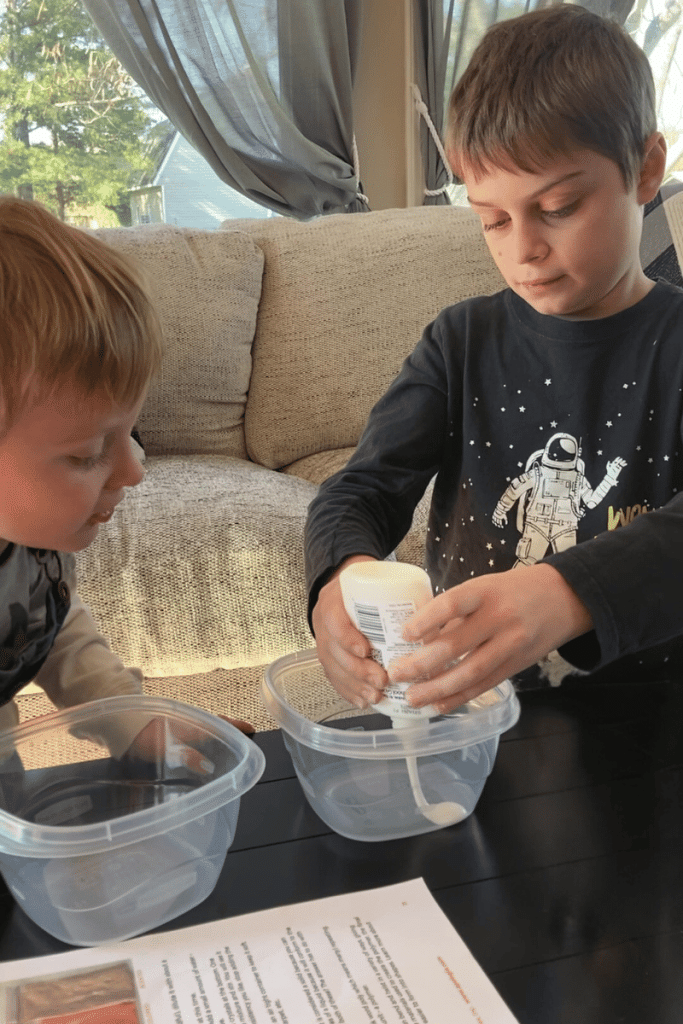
0, 695, 265, 945
262, 649, 520, 842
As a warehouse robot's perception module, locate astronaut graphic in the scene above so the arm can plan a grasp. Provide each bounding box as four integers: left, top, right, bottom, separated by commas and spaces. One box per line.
492, 432, 626, 566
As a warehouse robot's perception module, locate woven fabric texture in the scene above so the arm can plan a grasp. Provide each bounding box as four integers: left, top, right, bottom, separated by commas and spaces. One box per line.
222, 205, 505, 469
17, 663, 278, 738
93, 225, 264, 459
75, 455, 317, 678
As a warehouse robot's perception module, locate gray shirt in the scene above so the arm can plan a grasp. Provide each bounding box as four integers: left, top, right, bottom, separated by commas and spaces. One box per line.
0, 542, 142, 742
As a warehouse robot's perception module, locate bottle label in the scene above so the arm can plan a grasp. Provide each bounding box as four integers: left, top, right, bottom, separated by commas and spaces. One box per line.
352, 599, 422, 670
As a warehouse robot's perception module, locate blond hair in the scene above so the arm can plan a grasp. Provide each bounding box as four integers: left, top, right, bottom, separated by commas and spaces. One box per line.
0, 196, 162, 431
446, 4, 656, 188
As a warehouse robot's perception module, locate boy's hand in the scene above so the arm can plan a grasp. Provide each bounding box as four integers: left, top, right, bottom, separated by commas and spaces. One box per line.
126, 714, 255, 775
388, 563, 592, 712
311, 556, 388, 708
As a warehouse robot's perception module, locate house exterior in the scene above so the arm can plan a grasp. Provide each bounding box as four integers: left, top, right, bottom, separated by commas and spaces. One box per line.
128, 128, 274, 228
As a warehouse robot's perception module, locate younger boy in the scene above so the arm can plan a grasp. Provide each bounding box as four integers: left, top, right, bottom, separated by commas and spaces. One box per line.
305, 4, 683, 714
0, 196, 250, 747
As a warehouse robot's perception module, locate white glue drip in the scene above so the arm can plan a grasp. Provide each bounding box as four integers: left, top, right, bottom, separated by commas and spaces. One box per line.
340, 561, 466, 827
393, 718, 467, 826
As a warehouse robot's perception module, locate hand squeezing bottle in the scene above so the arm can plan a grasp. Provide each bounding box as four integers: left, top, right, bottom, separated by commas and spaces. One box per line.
339, 561, 466, 826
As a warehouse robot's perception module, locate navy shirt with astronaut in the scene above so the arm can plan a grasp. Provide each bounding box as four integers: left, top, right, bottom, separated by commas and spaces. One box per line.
305, 281, 683, 686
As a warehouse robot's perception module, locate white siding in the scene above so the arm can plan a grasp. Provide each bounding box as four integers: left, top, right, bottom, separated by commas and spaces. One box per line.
157, 134, 273, 227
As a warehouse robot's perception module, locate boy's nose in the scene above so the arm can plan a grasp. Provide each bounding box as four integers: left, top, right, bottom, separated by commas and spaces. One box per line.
510, 222, 549, 265
107, 438, 145, 490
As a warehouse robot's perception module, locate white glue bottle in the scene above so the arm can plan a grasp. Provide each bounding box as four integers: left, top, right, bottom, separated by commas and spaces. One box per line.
339, 560, 437, 721
339, 560, 466, 827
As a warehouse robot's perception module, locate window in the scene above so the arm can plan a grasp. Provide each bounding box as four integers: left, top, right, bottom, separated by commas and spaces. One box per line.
0, 0, 272, 225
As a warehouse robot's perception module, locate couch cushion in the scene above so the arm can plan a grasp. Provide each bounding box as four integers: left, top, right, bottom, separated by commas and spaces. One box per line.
282, 447, 356, 485
222, 205, 505, 469
75, 455, 316, 676
92, 225, 264, 460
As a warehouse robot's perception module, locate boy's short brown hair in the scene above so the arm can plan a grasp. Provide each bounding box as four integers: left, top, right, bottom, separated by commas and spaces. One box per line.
446, 3, 656, 188
0, 196, 163, 432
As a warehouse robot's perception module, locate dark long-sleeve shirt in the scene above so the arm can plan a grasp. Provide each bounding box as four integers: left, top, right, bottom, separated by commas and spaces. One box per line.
305, 282, 683, 686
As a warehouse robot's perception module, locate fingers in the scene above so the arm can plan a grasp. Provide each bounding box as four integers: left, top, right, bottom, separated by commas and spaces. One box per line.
219, 716, 256, 736
312, 574, 387, 708
405, 637, 519, 712
386, 563, 592, 712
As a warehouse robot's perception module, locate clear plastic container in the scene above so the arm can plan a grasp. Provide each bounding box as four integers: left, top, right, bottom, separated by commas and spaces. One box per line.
262, 649, 520, 842
0, 695, 265, 946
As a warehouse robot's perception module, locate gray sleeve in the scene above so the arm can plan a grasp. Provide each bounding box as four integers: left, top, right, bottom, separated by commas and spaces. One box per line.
34, 556, 143, 710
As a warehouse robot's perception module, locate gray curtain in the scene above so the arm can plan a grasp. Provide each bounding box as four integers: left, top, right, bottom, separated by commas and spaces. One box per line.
82, 0, 369, 218
412, 0, 456, 206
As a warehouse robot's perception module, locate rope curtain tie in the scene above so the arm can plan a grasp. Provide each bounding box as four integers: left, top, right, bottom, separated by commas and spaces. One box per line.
351, 134, 369, 205
411, 83, 453, 197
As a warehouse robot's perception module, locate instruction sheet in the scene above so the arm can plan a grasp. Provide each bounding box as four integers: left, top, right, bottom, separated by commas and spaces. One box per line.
0, 878, 519, 1024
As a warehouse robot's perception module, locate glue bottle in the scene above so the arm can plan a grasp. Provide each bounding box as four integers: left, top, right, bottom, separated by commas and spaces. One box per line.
339, 560, 437, 722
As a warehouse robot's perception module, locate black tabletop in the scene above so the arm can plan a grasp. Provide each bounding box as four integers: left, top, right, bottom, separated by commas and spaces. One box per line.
1, 676, 682, 1024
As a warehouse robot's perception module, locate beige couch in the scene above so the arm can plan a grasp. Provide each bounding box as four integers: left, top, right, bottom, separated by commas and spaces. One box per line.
61, 206, 502, 731
17, 191, 683, 730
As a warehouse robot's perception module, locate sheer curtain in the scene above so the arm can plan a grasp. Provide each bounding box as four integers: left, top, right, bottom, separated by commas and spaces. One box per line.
82, 0, 369, 218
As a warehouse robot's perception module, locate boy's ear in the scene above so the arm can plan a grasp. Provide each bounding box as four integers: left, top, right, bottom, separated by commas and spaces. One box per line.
637, 131, 667, 205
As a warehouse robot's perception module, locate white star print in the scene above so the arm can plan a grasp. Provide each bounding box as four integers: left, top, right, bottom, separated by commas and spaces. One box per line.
486, 543, 493, 550
606, 421, 613, 427
489, 559, 494, 567
519, 406, 526, 413
664, 455, 670, 461
545, 379, 551, 386
550, 421, 557, 428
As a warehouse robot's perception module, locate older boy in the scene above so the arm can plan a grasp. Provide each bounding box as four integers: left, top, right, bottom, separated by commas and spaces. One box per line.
0, 196, 251, 744
305, 4, 683, 714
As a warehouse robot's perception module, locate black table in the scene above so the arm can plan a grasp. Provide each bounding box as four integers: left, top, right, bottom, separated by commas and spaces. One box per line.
1, 677, 682, 1024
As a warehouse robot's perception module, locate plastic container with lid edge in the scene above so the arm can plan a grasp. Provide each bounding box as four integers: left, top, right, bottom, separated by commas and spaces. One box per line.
0, 694, 265, 859
262, 649, 521, 842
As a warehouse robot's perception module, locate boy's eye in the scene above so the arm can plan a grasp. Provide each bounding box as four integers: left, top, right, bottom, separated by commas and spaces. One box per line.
482, 217, 509, 232
68, 453, 107, 469
543, 200, 579, 220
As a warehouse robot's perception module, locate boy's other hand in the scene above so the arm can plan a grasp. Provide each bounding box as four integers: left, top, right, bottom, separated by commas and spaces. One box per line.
388, 563, 592, 713
312, 556, 388, 708
127, 714, 255, 775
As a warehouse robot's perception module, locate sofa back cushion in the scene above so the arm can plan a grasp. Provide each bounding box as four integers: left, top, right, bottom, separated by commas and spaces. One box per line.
93, 225, 264, 459
223, 205, 505, 469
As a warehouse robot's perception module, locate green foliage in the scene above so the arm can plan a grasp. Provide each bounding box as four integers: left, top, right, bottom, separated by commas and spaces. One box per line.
0, 0, 155, 222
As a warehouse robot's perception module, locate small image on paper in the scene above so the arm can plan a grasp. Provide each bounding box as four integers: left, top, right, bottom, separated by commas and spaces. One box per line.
1, 960, 143, 1024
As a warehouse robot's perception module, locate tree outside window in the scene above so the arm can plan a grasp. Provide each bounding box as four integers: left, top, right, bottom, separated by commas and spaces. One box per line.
0, 0, 157, 224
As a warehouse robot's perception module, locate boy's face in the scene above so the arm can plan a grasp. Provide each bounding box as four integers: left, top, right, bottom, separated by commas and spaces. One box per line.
0, 380, 147, 553
461, 139, 664, 319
